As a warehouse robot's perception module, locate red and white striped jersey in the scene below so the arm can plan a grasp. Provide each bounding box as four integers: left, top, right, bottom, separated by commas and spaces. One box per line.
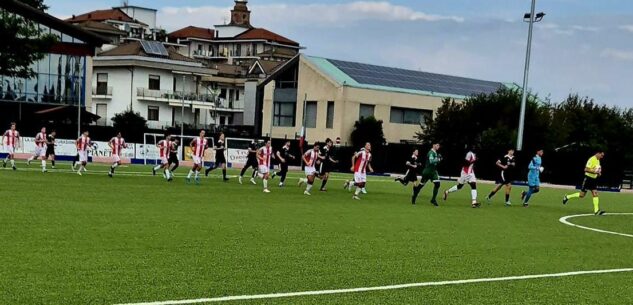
76, 136, 91, 152
3, 130, 19, 146
304, 150, 317, 167
110, 137, 126, 156
258, 146, 272, 167
35, 132, 47, 148
158, 140, 172, 158
354, 150, 372, 174
462, 151, 476, 175
192, 137, 208, 158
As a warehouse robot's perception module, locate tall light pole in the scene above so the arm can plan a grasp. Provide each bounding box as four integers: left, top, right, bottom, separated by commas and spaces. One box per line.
516, 0, 545, 151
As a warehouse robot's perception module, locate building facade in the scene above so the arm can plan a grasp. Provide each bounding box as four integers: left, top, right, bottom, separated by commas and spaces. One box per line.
260, 55, 506, 145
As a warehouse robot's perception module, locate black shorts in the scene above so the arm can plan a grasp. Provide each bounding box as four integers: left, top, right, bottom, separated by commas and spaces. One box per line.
168, 154, 179, 164
46, 148, 55, 157
496, 171, 513, 185
246, 157, 258, 169
403, 169, 418, 182
319, 162, 333, 174
581, 177, 598, 192
215, 155, 226, 164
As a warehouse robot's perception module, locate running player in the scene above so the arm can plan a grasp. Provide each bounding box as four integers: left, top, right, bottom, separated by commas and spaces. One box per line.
272, 141, 294, 187
205, 132, 229, 181
412, 143, 442, 206
2, 122, 20, 170
257, 140, 273, 193
521, 148, 544, 207
108, 132, 127, 177
563, 150, 606, 215
239, 139, 259, 185
187, 130, 208, 184
487, 149, 516, 206
300, 143, 320, 195
75, 131, 92, 175
444, 146, 480, 208
153, 135, 174, 181
168, 139, 180, 173
395, 149, 420, 186
318, 138, 339, 191
27, 127, 48, 172
344, 142, 373, 200
46, 130, 57, 169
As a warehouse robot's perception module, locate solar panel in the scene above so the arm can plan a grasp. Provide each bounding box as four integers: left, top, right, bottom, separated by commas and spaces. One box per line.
327, 59, 502, 97
140, 40, 169, 57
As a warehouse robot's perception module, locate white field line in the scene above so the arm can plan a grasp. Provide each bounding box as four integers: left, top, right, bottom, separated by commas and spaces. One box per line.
114, 268, 633, 305
559, 213, 633, 238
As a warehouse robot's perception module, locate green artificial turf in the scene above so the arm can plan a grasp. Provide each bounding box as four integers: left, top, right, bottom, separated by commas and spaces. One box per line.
1, 162, 632, 305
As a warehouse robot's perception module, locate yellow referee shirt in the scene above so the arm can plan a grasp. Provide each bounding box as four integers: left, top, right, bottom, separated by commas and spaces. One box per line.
585, 156, 600, 179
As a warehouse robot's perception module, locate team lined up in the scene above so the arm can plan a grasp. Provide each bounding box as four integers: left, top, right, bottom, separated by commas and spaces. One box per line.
2, 123, 607, 211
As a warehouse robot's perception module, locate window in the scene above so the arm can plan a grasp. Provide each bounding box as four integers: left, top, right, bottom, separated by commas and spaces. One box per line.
326, 101, 335, 129
273, 101, 296, 127
235, 89, 240, 101
390, 107, 433, 125
148, 106, 159, 121
305, 101, 317, 128
359, 104, 375, 120
220, 88, 227, 99
96, 73, 108, 95
148, 75, 160, 90
96, 104, 107, 126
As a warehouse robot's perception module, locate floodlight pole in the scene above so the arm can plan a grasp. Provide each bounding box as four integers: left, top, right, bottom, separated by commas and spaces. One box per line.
517, 0, 537, 151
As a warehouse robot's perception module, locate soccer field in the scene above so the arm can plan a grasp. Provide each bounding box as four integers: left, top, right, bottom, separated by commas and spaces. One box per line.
2, 163, 633, 305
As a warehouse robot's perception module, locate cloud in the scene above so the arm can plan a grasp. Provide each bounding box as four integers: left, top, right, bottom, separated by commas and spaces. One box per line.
570, 25, 599, 32
536, 23, 600, 35
159, 1, 463, 31
619, 25, 633, 33
600, 48, 633, 61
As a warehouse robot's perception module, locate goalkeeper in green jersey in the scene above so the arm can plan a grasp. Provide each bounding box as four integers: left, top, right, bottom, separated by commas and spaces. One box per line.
412, 143, 442, 206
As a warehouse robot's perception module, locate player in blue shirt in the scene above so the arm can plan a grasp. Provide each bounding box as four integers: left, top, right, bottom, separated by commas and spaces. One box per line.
521, 148, 544, 207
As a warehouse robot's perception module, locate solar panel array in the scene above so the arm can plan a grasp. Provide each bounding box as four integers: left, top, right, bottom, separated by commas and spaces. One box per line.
327, 59, 503, 97
140, 40, 169, 57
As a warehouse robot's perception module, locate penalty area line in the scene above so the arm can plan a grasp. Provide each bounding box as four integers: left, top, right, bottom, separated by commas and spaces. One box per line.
113, 268, 633, 305
559, 213, 633, 238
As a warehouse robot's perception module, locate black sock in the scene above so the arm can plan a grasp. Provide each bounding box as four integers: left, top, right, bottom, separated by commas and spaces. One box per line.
432, 182, 440, 201
505, 194, 510, 202
222, 169, 227, 179
488, 191, 495, 199
321, 179, 328, 190
412, 184, 423, 202
239, 167, 248, 177
111, 165, 116, 173
51, 160, 55, 166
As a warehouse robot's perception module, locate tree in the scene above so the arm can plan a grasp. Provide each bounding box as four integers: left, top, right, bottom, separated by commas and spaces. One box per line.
111, 109, 147, 142
0, 0, 57, 78
350, 116, 386, 150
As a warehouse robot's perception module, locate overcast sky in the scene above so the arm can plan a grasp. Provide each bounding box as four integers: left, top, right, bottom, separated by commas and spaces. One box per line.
49, 0, 633, 108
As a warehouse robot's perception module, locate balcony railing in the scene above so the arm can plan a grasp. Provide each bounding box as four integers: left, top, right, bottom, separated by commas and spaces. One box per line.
136, 88, 244, 111
92, 86, 113, 97
193, 49, 227, 58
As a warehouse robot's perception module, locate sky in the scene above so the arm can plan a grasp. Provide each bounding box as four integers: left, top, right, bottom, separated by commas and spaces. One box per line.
47, 0, 633, 107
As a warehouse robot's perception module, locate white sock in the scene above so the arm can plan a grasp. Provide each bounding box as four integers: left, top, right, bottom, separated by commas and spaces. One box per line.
354, 187, 361, 195
348, 181, 354, 191
28, 156, 34, 161
448, 185, 459, 193
79, 165, 85, 172
300, 178, 308, 183
41, 160, 46, 169
306, 184, 313, 192
195, 170, 199, 179
362, 188, 367, 192
165, 169, 171, 179
263, 179, 268, 189
188, 170, 193, 179
112, 163, 119, 169
153, 165, 161, 171
11, 159, 15, 167
471, 190, 478, 201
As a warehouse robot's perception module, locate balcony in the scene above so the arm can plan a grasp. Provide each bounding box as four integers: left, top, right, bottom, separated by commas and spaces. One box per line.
136, 88, 243, 111
193, 49, 226, 59
92, 86, 113, 99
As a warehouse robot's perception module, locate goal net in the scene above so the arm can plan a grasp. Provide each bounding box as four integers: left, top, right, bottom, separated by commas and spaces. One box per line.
142, 133, 215, 165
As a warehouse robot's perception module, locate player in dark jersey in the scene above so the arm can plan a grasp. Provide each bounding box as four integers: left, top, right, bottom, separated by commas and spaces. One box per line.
272, 140, 294, 187
239, 139, 259, 185
168, 139, 180, 173
317, 138, 339, 191
45, 130, 57, 168
412, 143, 442, 206
487, 149, 516, 206
396, 149, 420, 186
205, 132, 229, 181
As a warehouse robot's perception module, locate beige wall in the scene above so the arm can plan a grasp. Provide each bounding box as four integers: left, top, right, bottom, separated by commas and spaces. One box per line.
262, 56, 455, 145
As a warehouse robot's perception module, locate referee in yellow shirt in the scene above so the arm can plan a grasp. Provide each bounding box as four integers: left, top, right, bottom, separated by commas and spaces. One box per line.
563, 150, 606, 215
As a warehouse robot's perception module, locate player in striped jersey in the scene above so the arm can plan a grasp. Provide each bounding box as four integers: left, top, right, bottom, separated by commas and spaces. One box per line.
153, 135, 174, 181
257, 140, 274, 193
108, 132, 128, 177
187, 130, 208, 184
2, 122, 20, 170
27, 127, 48, 172
444, 147, 480, 208
299, 143, 320, 195
75, 131, 93, 175
344, 143, 374, 200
